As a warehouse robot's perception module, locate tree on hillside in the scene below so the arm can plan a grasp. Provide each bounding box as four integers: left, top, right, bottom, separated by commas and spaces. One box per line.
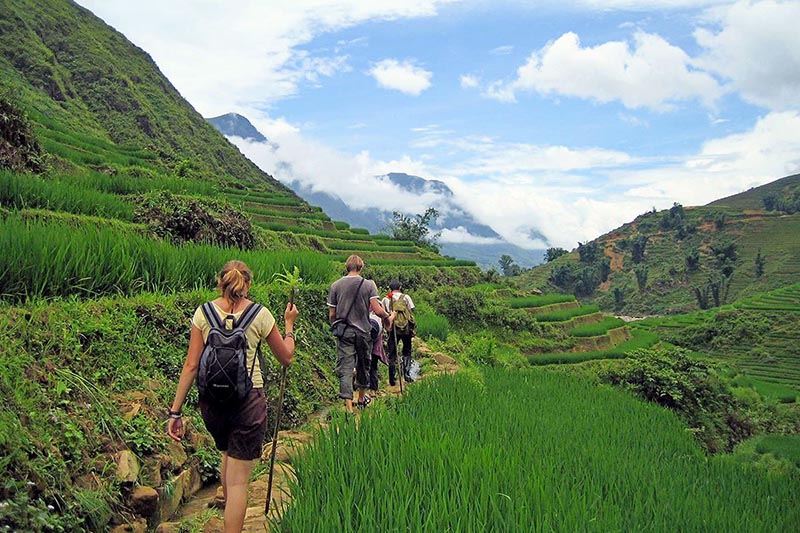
685, 249, 700, 272
599, 257, 612, 282
545, 247, 567, 262
754, 249, 766, 279
635, 265, 648, 292
577, 241, 599, 263
550, 264, 575, 289
498, 254, 522, 277
387, 207, 441, 251
631, 234, 649, 264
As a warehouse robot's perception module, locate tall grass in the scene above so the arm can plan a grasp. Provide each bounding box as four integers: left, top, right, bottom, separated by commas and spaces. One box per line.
414, 310, 449, 341
569, 317, 626, 337
0, 171, 135, 220
0, 217, 334, 301
278, 370, 799, 531
508, 293, 575, 308
535, 304, 600, 322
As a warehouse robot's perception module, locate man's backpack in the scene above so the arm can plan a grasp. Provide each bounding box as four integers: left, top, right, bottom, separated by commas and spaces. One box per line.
391, 295, 415, 336
197, 302, 262, 404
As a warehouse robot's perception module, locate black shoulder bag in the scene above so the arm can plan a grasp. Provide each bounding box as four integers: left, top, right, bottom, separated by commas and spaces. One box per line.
330, 278, 365, 338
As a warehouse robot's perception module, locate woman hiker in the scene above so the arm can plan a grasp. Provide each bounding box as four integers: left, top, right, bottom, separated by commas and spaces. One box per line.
167, 260, 298, 533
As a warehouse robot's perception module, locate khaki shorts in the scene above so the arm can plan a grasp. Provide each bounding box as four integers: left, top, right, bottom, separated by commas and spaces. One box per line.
199, 388, 267, 461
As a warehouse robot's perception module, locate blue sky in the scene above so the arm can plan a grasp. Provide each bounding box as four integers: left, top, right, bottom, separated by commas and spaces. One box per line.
78, 0, 800, 249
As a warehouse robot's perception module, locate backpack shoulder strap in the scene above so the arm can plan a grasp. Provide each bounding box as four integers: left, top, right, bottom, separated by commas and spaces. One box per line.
235, 302, 263, 331
201, 302, 223, 330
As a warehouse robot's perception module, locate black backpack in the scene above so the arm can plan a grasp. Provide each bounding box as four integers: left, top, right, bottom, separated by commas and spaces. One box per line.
197, 302, 263, 404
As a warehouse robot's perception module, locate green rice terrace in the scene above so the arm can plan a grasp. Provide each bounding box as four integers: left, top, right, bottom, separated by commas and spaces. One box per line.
0, 1, 798, 531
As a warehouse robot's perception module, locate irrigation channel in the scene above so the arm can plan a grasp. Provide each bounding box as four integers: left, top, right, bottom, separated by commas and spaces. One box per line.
164, 344, 452, 532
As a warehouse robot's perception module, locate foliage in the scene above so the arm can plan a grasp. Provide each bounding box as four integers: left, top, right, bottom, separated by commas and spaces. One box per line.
0, 90, 47, 173
754, 249, 766, 278
577, 240, 599, 263
568, 317, 626, 337
0, 170, 135, 220
634, 265, 648, 292
498, 254, 522, 277
414, 308, 450, 341
599, 348, 755, 452
544, 247, 567, 262
507, 293, 575, 308
660, 310, 771, 353
630, 234, 648, 264
574, 265, 599, 296
529, 330, 659, 365
280, 370, 799, 531
272, 265, 303, 305
0, 215, 334, 301
428, 286, 486, 326
613, 287, 625, 311
534, 304, 600, 322
135, 191, 256, 249
763, 186, 800, 214
685, 248, 700, 272
386, 207, 441, 251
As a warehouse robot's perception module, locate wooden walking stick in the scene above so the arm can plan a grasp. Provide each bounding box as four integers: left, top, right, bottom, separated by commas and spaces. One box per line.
265, 364, 287, 515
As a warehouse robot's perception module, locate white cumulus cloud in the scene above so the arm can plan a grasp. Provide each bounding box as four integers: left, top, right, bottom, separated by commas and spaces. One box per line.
76, 0, 454, 115
460, 74, 481, 89
487, 31, 724, 111
694, 0, 800, 111
369, 59, 433, 96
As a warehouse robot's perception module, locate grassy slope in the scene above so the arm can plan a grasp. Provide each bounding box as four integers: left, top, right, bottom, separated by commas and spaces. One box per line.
0, 0, 288, 190
518, 190, 800, 315
708, 173, 800, 210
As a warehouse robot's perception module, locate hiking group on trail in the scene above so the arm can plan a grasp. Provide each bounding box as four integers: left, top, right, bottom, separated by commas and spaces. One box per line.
166, 254, 417, 531
327, 254, 418, 413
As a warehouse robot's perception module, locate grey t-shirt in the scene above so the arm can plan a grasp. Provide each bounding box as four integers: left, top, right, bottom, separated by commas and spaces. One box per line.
327, 275, 379, 334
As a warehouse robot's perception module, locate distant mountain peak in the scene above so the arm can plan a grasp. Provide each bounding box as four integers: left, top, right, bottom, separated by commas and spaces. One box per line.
206, 113, 267, 142
381, 172, 453, 197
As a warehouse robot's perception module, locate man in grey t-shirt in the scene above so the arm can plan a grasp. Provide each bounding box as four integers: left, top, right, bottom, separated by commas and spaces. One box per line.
327, 255, 392, 413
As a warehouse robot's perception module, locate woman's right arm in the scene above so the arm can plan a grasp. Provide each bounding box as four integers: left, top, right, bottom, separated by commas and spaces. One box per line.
266, 302, 298, 366
167, 325, 204, 442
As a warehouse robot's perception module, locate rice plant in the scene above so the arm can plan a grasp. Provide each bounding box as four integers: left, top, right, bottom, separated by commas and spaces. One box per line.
414, 310, 449, 341
0, 216, 334, 301
508, 293, 575, 308
529, 330, 660, 365
569, 316, 626, 337
0, 170, 135, 220
277, 370, 799, 531
535, 304, 600, 322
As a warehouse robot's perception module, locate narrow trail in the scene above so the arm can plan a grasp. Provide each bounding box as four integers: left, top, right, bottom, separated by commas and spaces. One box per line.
159, 342, 458, 533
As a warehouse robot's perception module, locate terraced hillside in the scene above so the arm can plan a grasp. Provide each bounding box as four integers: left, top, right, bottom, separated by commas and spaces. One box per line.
0, 2, 481, 530
500, 293, 657, 365
635, 284, 800, 398
518, 188, 800, 315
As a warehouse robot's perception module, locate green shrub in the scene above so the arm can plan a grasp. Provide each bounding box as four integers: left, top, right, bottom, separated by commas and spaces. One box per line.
429, 287, 485, 326
598, 347, 753, 453
135, 191, 256, 249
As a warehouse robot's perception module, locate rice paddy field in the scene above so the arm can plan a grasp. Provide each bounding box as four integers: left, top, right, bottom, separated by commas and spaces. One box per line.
636, 284, 800, 393
278, 370, 800, 532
